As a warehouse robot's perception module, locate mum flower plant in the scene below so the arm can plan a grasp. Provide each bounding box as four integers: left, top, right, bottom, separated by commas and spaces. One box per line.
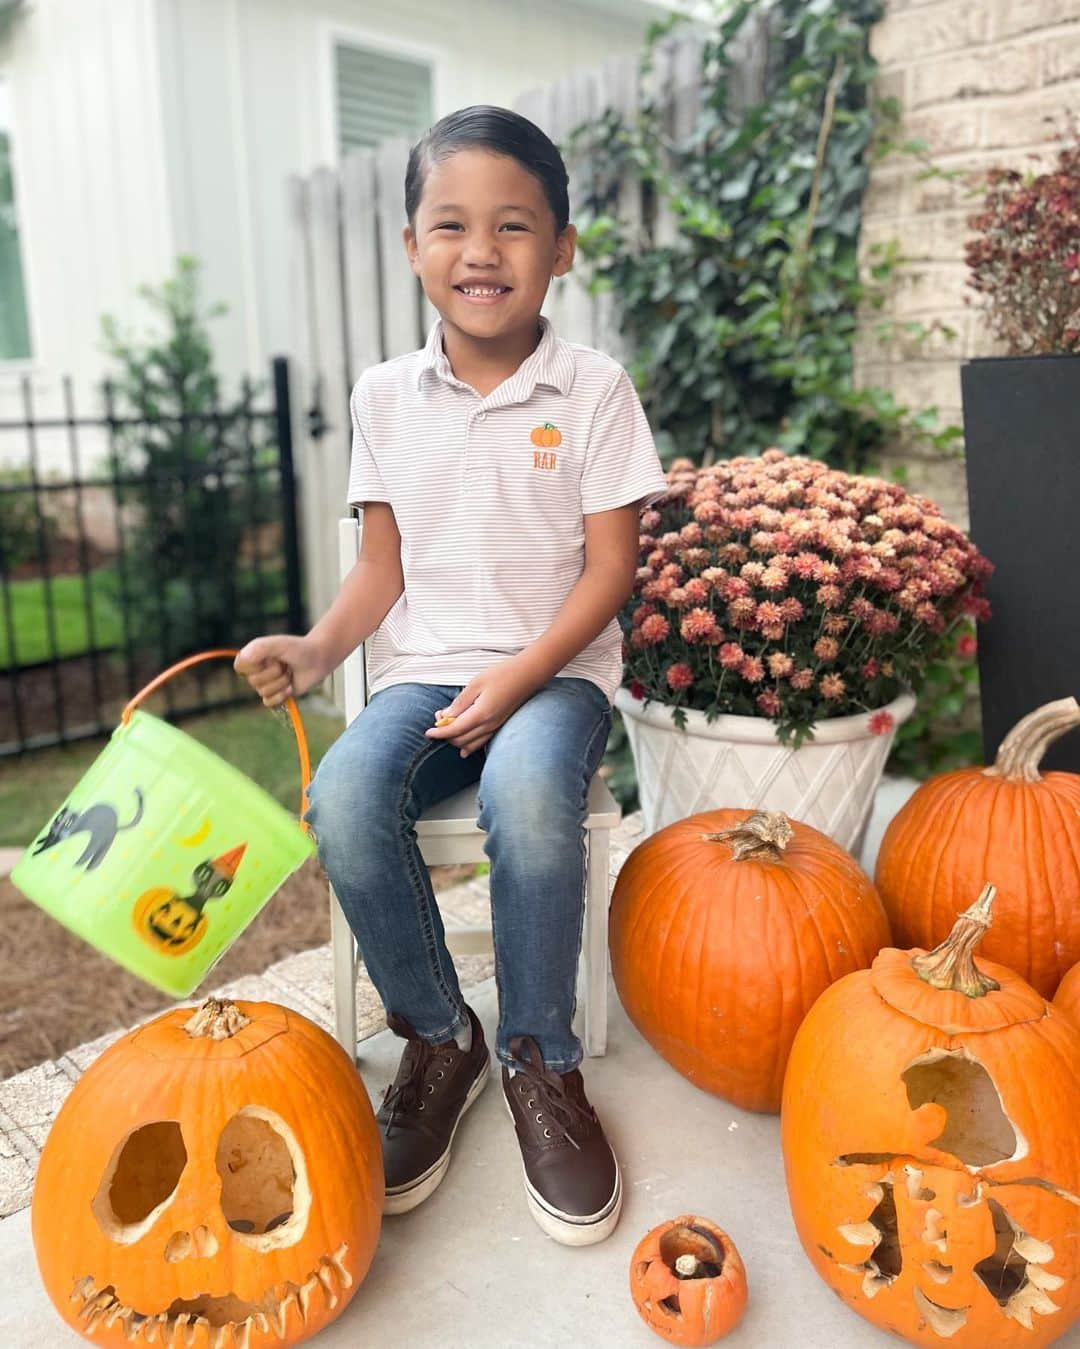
623, 449, 992, 746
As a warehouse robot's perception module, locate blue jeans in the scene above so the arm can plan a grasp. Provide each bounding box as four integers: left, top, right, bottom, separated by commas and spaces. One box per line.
304, 676, 613, 1072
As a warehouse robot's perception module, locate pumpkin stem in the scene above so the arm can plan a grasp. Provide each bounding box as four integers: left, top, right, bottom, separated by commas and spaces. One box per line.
911, 885, 1001, 997
659, 1222, 726, 1280
183, 998, 252, 1040
702, 810, 794, 861
984, 697, 1080, 783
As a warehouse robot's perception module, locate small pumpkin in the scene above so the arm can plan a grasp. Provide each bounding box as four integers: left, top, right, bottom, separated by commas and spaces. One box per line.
875, 696, 1080, 996
608, 809, 891, 1112
782, 887, 1080, 1347
630, 1216, 748, 1345
530, 421, 561, 447
1052, 962, 1080, 1027
32, 998, 383, 1348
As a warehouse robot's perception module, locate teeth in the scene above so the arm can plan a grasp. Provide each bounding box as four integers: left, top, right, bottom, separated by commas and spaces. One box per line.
269, 1301, 288, 1337
317, 1264, 339, 1309
329, 1244, 353, 1289
299, 1277, 317, 1322
72, 1276, 96, 1303
253, 1311, 269, 1334
234, 1320, 252, 1349
460, 286, 506, 296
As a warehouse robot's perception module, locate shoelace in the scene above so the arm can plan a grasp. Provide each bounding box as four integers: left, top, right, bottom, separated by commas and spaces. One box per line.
507, 1035, 596, 1152
381, 1038, 455, 1138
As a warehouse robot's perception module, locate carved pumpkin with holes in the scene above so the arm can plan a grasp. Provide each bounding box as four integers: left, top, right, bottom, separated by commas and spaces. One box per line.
782, 888, 1080, 1347
31, 999, 382, 1348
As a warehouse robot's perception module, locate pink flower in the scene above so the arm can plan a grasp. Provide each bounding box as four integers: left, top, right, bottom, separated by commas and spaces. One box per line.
639, 613, 670, 645
740, 656, 765, 683
728, 597, 758, 626
761, 566, 788, 592
631, 603, 658, 628
868, 710, 895, 736
756, 690, 782, 717
862, 658, 879, 679
823, 615, 848, 636
956, 631, 978, 658
628, 679, 646, 700
816, 584, 844, 610
779, 596, 804, 622
682, 577, 710, 604
792, 551, 820, 579
681, 608, 721, 643
790, 667, 814, 691
719, 642, 745, 670
820, 673, 846, 700
756, 601, 784, 628
666, 663, 694, 692
768, 652, 794, 678
814, 636, 839, 661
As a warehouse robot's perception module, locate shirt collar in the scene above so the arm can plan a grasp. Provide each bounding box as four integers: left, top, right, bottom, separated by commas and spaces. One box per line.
416, 314, 575, 399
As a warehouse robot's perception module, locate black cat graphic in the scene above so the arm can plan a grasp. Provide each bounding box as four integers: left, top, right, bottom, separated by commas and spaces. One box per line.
32, 788, 145, 872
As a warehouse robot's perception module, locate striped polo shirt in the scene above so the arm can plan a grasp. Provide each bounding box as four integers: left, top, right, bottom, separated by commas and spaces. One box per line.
346, 314, 669, 703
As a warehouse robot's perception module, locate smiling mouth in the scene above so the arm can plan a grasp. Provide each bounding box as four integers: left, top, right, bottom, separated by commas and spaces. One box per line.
71, 1244, 352, 1346
454, 284, 512, 302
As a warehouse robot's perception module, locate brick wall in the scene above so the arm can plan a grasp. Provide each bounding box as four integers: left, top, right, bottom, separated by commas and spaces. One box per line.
856, 0, 1080, 523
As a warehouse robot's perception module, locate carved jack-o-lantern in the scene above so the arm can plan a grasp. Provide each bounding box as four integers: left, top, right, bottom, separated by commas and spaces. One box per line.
629, 1216, 748, 1345
32, 999, 383, 1348
782, 887, 1080, 1348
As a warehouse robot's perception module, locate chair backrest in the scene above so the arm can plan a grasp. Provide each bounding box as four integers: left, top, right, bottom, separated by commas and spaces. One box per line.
338, 515, 369, 722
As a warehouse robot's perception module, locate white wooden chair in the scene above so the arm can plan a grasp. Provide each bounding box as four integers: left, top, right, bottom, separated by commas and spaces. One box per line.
329, 515, 622, 1062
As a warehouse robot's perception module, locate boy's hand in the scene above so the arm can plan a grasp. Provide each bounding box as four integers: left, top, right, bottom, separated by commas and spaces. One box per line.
425, 658, 540, 756
234, 635, 328, 708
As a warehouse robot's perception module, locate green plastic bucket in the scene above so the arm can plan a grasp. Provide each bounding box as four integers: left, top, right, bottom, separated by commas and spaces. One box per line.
11, 650, 317, 997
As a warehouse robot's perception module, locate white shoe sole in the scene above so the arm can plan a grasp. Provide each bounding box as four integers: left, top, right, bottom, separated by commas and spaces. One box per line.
383, 1058, 489, 1215
502, 1095, 623, 1245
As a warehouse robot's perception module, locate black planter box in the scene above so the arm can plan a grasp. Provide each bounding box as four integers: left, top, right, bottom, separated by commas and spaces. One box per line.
960, 353, 1080, 773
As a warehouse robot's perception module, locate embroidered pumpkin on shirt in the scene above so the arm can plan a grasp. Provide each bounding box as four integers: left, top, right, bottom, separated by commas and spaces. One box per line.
530, 422, 561, 447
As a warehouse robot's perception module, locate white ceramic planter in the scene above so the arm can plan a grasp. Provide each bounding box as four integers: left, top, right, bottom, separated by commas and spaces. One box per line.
614, 687, 917, 855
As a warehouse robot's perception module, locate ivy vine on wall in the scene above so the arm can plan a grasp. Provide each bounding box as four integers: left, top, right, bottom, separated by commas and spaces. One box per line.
561, 0, 979, 791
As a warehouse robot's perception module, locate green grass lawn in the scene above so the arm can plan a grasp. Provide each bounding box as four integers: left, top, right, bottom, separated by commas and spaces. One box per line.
1, 565, 289, 669
0, 569, 124, 668
0, 700, 344, 846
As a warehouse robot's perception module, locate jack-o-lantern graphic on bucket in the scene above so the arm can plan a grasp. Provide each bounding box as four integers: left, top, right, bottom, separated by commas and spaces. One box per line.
782, 886, 1080, 1347
32, 998, 383, 1348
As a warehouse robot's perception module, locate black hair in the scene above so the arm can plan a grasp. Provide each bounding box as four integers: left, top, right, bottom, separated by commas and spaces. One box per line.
405, 105, 570, 235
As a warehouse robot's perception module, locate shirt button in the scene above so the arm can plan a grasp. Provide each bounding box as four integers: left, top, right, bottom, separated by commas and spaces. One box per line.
477, 411, 487, 421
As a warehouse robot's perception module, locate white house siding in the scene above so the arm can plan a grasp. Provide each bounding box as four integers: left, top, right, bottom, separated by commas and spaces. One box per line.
0, 0, 173, 472
156, 0, 665, 386
1, 0, 661, 473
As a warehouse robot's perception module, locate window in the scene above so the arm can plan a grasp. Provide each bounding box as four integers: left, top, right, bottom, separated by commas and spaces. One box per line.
0, 78, 30, 360
334, 43, 432, 156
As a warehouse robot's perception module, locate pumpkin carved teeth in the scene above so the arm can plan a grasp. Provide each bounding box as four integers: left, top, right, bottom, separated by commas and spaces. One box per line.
71, 1246, 350, 1343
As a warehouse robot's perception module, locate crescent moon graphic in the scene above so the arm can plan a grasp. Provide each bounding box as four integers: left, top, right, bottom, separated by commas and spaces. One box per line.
178, 818, 211, 848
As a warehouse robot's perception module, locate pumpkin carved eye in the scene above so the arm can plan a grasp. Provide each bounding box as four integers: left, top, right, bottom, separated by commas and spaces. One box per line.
215, 1106, 311, 1249
92, 1121, 188, 1244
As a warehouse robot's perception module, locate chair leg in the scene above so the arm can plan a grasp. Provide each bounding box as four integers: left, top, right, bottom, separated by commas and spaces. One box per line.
583, 828, 610, 1057
329, 884, 359, 1064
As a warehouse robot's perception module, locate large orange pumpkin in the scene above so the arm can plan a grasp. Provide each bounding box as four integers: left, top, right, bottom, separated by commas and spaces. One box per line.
32, 998, 383, 1348
1052, 962, 1080, 1027
782, 887, 1080, 1348
608, 809, 891, 1112
875, 696, 1080, 996
629, 1216, 748, 1345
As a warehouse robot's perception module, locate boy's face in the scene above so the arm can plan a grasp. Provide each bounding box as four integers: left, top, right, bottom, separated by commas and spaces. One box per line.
403, 148, 576, 340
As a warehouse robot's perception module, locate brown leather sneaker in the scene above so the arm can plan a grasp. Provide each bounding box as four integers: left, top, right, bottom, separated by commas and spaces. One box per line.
502, 1034, 622, 1245
377, 1004, 489, 1214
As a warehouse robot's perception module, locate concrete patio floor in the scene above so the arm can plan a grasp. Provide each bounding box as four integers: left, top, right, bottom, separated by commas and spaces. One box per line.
4, 781, 1079, 1348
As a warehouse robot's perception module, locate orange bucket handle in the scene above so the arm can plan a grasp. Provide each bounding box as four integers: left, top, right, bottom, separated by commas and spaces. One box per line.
120, 648, 313, 829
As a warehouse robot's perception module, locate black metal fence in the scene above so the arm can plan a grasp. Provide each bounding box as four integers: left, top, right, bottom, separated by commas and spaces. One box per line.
0, 356, 304, 756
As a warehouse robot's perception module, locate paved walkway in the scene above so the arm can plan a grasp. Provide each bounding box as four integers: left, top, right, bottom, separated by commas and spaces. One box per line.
0, 783, 916, 1219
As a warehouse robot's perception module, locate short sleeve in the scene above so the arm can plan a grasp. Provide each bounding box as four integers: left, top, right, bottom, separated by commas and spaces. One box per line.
580, 367, 669, 515
346, 378, 390, 509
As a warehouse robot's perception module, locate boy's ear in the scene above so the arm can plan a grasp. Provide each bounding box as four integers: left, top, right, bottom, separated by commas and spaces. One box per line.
403, 225, 421, 276
552, 223, 577, 279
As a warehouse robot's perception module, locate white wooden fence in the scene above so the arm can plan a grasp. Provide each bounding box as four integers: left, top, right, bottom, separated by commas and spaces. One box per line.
286, 18, 768, 635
